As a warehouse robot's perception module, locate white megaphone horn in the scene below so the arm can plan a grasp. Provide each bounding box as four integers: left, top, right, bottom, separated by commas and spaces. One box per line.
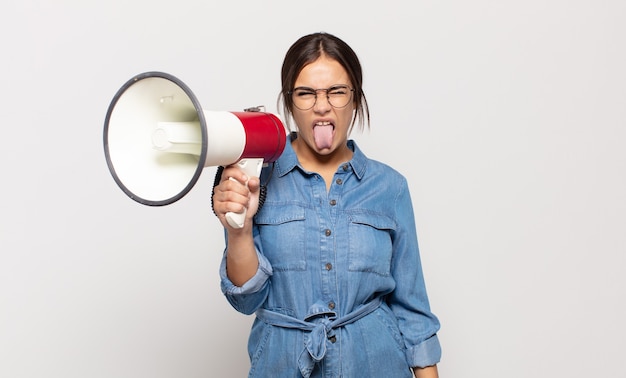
103, 71, 287, 228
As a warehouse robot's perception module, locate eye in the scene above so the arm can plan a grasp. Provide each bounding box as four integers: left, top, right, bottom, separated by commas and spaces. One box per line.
328, 85, 350, 96
293, 88, 316, 98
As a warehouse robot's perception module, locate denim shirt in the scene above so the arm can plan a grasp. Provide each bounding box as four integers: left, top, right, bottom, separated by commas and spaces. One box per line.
220, 134, 441, 377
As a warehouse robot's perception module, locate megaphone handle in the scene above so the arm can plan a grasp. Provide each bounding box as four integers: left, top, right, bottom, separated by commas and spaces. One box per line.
225, 158, 264, 229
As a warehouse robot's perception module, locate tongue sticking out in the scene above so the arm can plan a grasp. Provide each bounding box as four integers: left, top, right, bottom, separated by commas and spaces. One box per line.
313, 125, 334, 149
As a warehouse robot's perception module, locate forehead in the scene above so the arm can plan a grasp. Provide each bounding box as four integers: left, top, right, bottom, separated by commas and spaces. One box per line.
295, 56, 350, 88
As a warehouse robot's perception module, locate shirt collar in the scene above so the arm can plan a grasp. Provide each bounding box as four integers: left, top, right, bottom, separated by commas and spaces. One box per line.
274, 132, 367, 180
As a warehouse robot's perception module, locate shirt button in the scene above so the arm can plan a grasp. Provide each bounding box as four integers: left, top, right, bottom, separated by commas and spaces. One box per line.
325, 229, 332, 236
325, 263, 333, 271
335, 178, 343, 185
328, 301, 335, 310
329, 199, 337, 206
329, 335, 337, 343
342, 164, 349, 171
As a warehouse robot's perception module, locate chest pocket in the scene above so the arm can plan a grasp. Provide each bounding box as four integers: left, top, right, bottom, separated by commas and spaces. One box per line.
348, 212, 395, 276
255, 204, 306, 271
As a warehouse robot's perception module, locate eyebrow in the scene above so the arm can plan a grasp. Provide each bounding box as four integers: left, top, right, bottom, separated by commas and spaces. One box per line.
293, 84, 351, 90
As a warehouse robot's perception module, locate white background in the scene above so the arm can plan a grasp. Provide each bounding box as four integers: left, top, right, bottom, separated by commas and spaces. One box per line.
1, 1, 624, 377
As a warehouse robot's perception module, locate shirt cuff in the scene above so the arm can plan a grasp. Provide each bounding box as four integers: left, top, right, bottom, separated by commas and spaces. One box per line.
220, 249, 273, 295
407, 334, 442, 368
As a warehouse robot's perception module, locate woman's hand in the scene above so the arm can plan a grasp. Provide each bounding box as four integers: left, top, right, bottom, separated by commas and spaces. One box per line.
212, 165, 261, 231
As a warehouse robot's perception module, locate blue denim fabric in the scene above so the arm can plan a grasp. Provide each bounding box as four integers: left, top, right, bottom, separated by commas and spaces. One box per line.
220, 134, 441, 377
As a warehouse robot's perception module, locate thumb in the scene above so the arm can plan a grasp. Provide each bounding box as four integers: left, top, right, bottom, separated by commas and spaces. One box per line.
245, 177, 261, 219
247, 176, 261, 194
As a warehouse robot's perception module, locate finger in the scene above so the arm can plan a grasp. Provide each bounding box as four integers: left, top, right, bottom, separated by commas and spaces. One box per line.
221, 165, 249, 185
219, 178, 251, 199
216, 185, 249, 206
213, 194, 247, 218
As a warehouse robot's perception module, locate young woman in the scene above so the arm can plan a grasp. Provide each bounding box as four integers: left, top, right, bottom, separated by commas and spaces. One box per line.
212, 32, 441, 378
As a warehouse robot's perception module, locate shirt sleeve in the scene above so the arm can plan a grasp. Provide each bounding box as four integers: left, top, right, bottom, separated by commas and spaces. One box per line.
219, 231, 273, 315
388, 177, 442, 368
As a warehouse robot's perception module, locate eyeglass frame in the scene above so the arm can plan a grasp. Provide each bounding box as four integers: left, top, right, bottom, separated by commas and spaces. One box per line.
288, 85, 355, 110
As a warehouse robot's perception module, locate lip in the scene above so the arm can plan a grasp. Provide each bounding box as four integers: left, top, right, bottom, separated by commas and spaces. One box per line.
312, 119, 335, 129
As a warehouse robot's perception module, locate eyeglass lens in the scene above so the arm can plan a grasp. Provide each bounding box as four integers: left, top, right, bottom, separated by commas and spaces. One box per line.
292, 86, 353, 110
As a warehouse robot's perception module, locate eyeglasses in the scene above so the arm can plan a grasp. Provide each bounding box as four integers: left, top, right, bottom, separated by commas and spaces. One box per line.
290, 85, 354, 110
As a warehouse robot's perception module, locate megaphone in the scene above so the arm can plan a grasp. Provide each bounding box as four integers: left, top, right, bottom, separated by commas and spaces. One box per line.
103, 71, 287, 228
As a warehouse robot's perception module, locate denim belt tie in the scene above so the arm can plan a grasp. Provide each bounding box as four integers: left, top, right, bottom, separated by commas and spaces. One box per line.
255, 296, 383, 378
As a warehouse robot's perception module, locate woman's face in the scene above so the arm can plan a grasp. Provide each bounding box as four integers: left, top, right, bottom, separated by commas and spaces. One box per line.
291, 56, 354, 160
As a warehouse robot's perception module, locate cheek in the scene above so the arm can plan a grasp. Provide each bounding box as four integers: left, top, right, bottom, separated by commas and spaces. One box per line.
338, 108, 356, 129
292, 111, 308, 130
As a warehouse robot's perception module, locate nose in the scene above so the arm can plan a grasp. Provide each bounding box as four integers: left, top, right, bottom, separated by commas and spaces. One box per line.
313, 92, 332, 113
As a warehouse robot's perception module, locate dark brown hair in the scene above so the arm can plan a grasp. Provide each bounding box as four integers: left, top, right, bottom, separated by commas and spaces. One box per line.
279, 32, 370, 132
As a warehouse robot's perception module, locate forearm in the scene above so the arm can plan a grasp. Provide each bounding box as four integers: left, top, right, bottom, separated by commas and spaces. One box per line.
225, 228, 259, 286
413, 365, 438, 378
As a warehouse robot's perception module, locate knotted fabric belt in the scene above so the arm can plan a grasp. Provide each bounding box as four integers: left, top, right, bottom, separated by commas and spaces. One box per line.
255, 296, 383, 378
